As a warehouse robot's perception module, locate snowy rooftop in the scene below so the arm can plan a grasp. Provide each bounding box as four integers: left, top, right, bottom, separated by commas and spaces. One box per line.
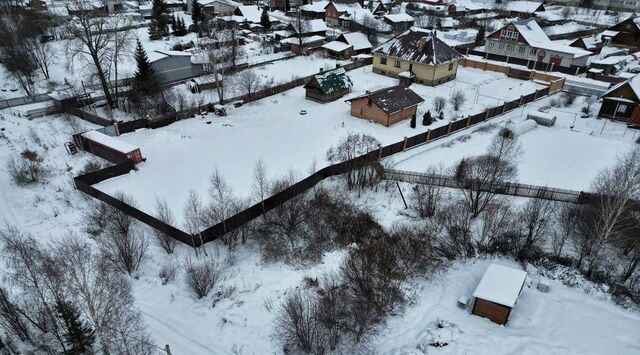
280, 35, 325, 45
338, 32, 372, 50
603, 74, 640, 99
383, 13, 415, 23
495, 19, 591, 57
505, 1, 544, 13
473, 264, 527, 308
374, 28, 463, 65
322, 40, 352, 52
300, 0, 329, 13
82, 131, 139, 154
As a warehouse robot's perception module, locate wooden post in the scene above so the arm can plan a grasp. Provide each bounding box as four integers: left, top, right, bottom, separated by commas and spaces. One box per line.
484, 110, 490, 120
396, 182, 408, 209
575, 67, 580, 76
447, 122, 453, 133
549, 63, 555, 72
377, 146, 383, 159
502, 102, 507, 113
402, 136, 408, 151
533, 90, 538, 100
518, 95, 524, 106
506, 55, 509, 63
165, 345, 172, 355
114, 122, 121, 136
466, 115, 472, 127
426, 129, 431, 142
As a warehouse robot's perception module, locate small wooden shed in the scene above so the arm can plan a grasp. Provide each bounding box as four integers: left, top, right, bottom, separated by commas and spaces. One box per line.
346, 85, 424, 126
81, 131, 144, 165
472, 264, 527, 325
304, 67, 353, 103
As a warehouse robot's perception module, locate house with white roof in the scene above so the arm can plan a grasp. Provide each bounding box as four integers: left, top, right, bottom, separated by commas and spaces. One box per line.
472, 264, 527, 325
322, 32, 372, 58
383, 13, 414, 34
598, 74, 640, 126
300, 0, 330, 20
324, 0, 365, 27
485, 19, 592, 68
188, 0, 239, 16
504, 1, 544, 18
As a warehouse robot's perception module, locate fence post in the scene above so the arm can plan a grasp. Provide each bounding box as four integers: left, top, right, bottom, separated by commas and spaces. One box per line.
533, 90, 538, 100
549, 63, 555, 72
377, 146, 383, 159
426, 129, 431, 142
484, 109, 490, 120
465, 115, 471, 127
518, 95, 523, 106
402, 136, 408, 151
502, 101, 507, 113
447, 122, 453, 134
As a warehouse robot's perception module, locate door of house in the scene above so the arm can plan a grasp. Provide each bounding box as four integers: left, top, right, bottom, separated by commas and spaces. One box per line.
549, 55, 562, 66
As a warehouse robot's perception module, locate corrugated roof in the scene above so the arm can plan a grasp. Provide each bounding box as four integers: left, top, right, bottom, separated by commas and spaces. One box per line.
347, 85, 424, 114
374, 28, 463, 65
306, 67, 352, 94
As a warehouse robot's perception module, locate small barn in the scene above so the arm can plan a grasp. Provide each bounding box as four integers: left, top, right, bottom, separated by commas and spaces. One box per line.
346, 85, 424, 126
81, 131, 144, 164
304, 67, 353, 102
472, 264, 527, 325
322, 32, 372, 59
598, 73, 640, 126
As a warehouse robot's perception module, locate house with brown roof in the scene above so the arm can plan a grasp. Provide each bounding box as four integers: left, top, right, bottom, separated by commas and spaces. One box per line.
372, 29, 463, 86
346, 85, 424, 126
608, 17, 640, 49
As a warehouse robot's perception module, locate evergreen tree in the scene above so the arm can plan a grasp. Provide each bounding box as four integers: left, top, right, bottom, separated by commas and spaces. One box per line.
56, 301, 95, 354
422, 110, 432, 126
149, 0, 169, 39
260, 7, 271, 30
410, 114, 416, 128
439, 110, 444, 120
191, 0, 202, 27
170, 14, 177, 33
177, 18, 187, 36
475, 25, 485, 45
455, 158, 467, 180
132, 40, 160, 96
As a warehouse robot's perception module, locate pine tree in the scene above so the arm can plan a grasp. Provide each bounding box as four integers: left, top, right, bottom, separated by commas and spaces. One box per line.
191, 0, 202, 31
179, 18, 187, 35
56, 301, 95, 354
170, 14, 177, 33
422, 110, 432, 126
475, 25, 485, 45
410, 114, 416, 128
439, 110, 444, 120
261, 7, 271, 30
149, 0, 169, 39
455, 158, 467, 181
132, 40, 160, 96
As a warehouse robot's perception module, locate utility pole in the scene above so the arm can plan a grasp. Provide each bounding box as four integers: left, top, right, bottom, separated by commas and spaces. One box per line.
165, 344, 172, 355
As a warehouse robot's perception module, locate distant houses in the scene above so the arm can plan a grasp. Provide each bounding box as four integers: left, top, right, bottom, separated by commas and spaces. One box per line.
608, 17, 640, 48
372, 29, 463, 86
598, 74, 640, 126
346, 86, 424, 126
304, 67, 353, 102
322, 32, 372, 59
485, 19, 592, 68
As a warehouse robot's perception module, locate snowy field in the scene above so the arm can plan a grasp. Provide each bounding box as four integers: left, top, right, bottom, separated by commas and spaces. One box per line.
387, 94, 639, 191
95, 66, 545, 222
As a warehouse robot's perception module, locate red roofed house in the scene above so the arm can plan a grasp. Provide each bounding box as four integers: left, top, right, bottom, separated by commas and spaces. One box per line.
346, 85, 424, 126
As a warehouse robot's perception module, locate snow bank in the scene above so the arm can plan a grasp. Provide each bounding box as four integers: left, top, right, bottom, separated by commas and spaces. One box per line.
500, 119, 538, 138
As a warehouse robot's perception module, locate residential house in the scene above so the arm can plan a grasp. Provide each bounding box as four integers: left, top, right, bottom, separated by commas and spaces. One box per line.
304, 67, 353, 102
485, 19, 592, 68
346, 85, 424, 126
188, 0, 239, 16
373, 28, 463, 86
284, 18, 329, 38
324, 0, 364, 27
280, 35, 326, 54
366, 0, 388, 15
598, 74, 640, 126
383, 13, 414, 35
608, 17, 640, 49
300, 0, 329, 20
472, 264, 527, 326
504, 1, 544, 18
322, 32, 372, 58
569, 36, 605, 54
149, 50, 204, 84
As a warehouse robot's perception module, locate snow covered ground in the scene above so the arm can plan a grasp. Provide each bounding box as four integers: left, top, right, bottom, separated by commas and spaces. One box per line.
94, 66, 545, 223
388, 95, 638, 191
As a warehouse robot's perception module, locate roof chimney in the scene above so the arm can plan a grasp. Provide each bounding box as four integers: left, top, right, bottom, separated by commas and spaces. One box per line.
418, 36, 427, 51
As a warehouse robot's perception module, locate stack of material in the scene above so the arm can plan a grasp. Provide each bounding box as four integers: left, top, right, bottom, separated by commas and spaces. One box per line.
527, 111, 557, 126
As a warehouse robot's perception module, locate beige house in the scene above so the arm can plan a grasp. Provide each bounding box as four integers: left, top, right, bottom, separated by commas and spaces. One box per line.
373, 29, 463, 86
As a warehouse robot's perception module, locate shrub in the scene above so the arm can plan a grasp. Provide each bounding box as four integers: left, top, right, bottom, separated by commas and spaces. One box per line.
80, 160, 103, 175
433, 96, 446, 113
158, 260, 177, 285
274, 290, 325, 354
563, 92, 579, 106
449, 91, 466, 111
184, 257, 221, 299
7, 149, 47, 185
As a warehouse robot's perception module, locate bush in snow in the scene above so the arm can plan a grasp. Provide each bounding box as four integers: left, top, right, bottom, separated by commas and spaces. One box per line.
274, 289, 326, 354
563, 92, 579, 106
159, 259, 178, 285
449, 90, 466, 111
7, 149, 48, 185
422, 111, 433, 126
326, 133, 382, 191
184, 256, 222, 299
152, 197, 179, 254
433, 96, 446, 113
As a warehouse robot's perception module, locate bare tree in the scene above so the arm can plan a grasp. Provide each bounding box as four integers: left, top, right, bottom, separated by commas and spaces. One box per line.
454, 135, 522, 217
153, 197, 179, 254
65, 0, 120, 108
552, 204, 580, 259
409, 165, 445, 218
251, 158, 269, 212
293, 12, 310, 52
236, 69, 262, 97
514, 197, 557, 260
326, 133, 382, 191
184, 256, 222, 299
274, 289, 325, 353
450, 90, 466, 111
208, 169, 241, 248
183, 189, 207, 252
206, 40, 231, 104
360, 14, 380, 45
107, 14, 135, 108
479, 201, 515, 250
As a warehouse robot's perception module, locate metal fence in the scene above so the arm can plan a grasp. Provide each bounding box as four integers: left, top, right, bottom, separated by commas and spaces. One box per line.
73, 80, 557, 247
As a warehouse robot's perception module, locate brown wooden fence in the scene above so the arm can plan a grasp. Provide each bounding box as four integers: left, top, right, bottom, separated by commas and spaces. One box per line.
73, 79, 559, 247
62, 105, 113, 127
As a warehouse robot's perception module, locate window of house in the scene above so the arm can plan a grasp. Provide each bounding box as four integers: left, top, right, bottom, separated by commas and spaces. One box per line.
507, 44, 514, 51
394, 60, 401, 68
530, 48, 537, 55
487, 41, 494, 48
518, 46, 525, 53
380, 56, 387, 65
498, 42, 505, 49
617, 103, 627, 114
448, 62, 454, 71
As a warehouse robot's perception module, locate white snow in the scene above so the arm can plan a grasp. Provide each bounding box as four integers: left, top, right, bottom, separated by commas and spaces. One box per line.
82, 130, 140, 154
322, 41, 352, 52
473, 264, 527, 307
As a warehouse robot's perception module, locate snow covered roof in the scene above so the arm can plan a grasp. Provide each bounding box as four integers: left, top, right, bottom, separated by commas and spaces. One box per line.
347, 85, 424, 114
374, 28, 463, 65
305, 19, 329, 33
280, 35, 325, 45
82, 131, 139, 154
235, 5, 263, 23
330, 0, 363, 13
535, 41, 592, 57
473, 264, 527, 308
322, 40, 352, 52
306, 67, 353, 94
602, 74, 640, 100
505, 1, 544, 14
300, 0, 329, 13
338, 32, 372, 50
383, 13, 414, 23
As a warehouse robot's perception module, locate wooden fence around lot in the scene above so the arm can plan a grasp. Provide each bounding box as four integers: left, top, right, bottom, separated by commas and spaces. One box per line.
73, 79, 561, 247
